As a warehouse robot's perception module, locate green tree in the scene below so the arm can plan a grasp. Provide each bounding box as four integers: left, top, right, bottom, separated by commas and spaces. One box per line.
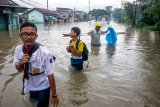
141, 0, 160, 25
105, 6, 113, 20
123, 1, 135, 24
89, 9, 107, 21
112, 8, 126, 23
83, 13, 89, 21
123, 0, 160, 30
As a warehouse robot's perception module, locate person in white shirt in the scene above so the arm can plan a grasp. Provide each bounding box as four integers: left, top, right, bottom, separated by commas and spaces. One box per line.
13, 22, 59, 107
88, 23, 108, 46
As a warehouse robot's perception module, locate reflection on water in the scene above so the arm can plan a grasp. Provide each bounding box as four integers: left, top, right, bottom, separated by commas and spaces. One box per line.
0, 22, 160, 107
68, 71, 89, 106
106, 44, 116, 58
90, 46, 100, 55
0, 31, 19, 67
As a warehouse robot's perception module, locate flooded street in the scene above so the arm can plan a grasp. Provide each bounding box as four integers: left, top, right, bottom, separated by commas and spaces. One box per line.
0, 22, 160, 107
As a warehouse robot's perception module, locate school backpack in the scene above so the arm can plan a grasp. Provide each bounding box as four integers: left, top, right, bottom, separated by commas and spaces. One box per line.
70, 39, 89, 61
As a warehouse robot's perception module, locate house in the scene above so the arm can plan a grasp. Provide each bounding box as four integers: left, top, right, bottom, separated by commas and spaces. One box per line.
75, 11, 87, 22
27, 8, 58, 24
0, 0, 28, 30
56, 7, 73, 23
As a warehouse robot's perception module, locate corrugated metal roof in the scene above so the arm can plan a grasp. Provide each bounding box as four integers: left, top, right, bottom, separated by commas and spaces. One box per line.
0, 0, 28, 11
0, 0, 19, 6
11, 0, 46, 8
28, 8, 58, 17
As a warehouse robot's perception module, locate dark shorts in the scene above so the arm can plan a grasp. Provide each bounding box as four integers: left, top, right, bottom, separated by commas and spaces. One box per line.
71, 58, 83, 70
30, 87, 50, 107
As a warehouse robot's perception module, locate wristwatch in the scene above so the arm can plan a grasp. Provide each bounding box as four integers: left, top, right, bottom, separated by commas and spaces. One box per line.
52, 93, 58, 98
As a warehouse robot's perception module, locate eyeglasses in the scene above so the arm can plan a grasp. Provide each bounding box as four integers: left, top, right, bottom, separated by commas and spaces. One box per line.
20, 32, 37, 38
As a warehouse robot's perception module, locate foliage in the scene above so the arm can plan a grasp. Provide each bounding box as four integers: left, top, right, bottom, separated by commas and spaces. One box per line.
83, 13, 89, 21
123, 1, 135, 24
88, 6, 113, 21
88, 0, 160, 31
112, 8, 126, 23
89, 9, 108, 21
143, 26, 155, 31
122, 0, 160, 30
89, 9, 107, 17
141, 0, 160, 25
105, 6, 113, 18
155, 21, 160, 31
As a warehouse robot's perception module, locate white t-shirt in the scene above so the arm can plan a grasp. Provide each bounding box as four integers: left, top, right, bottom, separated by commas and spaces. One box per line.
13, 44, 55, 93
89, 29, 105, 45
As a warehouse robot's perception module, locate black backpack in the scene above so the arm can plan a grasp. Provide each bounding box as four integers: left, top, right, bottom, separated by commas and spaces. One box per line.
70, 39, 89, 61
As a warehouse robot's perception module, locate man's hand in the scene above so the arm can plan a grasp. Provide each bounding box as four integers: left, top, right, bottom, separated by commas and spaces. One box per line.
51, 96, 59, 107
87, 32, 91, 35
16, 54, 30, 72
48, 74, 59, 107
19, 54, 30, 65
66, 46, 71, 53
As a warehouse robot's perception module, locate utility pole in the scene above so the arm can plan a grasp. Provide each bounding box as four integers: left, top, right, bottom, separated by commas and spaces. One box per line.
47, 0, 49, 24
134, 0, 137, 26
88, 0, 90, 12
47, 0, 49, 10
88, 0, 91, 22
73, 7, 75, 22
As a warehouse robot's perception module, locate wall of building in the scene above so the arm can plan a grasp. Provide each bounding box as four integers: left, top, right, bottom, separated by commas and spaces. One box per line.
0, 10, 19, 30
10, 12, 19, 30
0, 12, 8, 30
28, 10, 44, 23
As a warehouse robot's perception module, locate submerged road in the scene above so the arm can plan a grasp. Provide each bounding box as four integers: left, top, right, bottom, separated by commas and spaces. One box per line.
0, 22, 160, 107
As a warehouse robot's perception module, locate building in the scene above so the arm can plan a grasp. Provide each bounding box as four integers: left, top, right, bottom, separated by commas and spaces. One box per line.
75, 11, 87, 22
56, 7, 73, 23
0, 0, 28, 30
27, 8, 58, 24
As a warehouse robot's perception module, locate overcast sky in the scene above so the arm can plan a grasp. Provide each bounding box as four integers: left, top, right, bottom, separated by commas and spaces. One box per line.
32, 0, 134, 11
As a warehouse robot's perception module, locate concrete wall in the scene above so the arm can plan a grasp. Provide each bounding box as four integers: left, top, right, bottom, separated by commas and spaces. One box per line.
0, 11, 19, 30
0, 12, 8, 30
28, 10, 44, 23
10, 12, 19, 30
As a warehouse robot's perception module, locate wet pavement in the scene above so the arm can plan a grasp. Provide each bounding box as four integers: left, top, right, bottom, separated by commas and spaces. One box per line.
0, 22, 160, 107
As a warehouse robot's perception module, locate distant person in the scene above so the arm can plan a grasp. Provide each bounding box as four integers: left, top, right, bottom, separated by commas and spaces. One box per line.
105, 22, 117, 45
88, 23, 108, 46
66, 27, 88, 70
13, 22, 59, 107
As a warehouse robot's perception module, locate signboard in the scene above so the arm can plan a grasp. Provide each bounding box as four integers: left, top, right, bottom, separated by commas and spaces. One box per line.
3, 10, 11, 14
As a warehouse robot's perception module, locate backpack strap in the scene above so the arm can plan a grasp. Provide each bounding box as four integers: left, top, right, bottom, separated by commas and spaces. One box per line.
70, 39, 81, 50
76, 39, 80, 50
70, 39, 72, 43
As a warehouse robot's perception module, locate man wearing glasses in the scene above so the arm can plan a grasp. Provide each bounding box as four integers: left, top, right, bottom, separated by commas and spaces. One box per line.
13, 22, 59, 107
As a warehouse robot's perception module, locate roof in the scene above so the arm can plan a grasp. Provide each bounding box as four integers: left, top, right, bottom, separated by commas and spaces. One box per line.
0, 0, 28, 11
0, 0, 19, 6
28, 8, 58, 17
11, 0, 46, 8
56, 7, 73, 13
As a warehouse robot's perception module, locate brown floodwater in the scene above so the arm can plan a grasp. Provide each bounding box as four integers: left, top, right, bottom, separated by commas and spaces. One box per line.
0, 22, 160, 107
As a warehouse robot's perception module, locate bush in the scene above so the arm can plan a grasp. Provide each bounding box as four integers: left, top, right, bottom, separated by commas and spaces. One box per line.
143, 26, 155, 31
137, 21, 146, 27
155, 22, 160, 31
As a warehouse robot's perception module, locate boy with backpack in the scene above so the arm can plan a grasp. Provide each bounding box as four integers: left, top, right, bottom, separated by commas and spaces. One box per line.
66, 27, 88, 70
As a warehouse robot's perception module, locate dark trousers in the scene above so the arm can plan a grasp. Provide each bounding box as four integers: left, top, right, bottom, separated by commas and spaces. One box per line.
30, 87, 50, 107
71, 58, 83, 70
